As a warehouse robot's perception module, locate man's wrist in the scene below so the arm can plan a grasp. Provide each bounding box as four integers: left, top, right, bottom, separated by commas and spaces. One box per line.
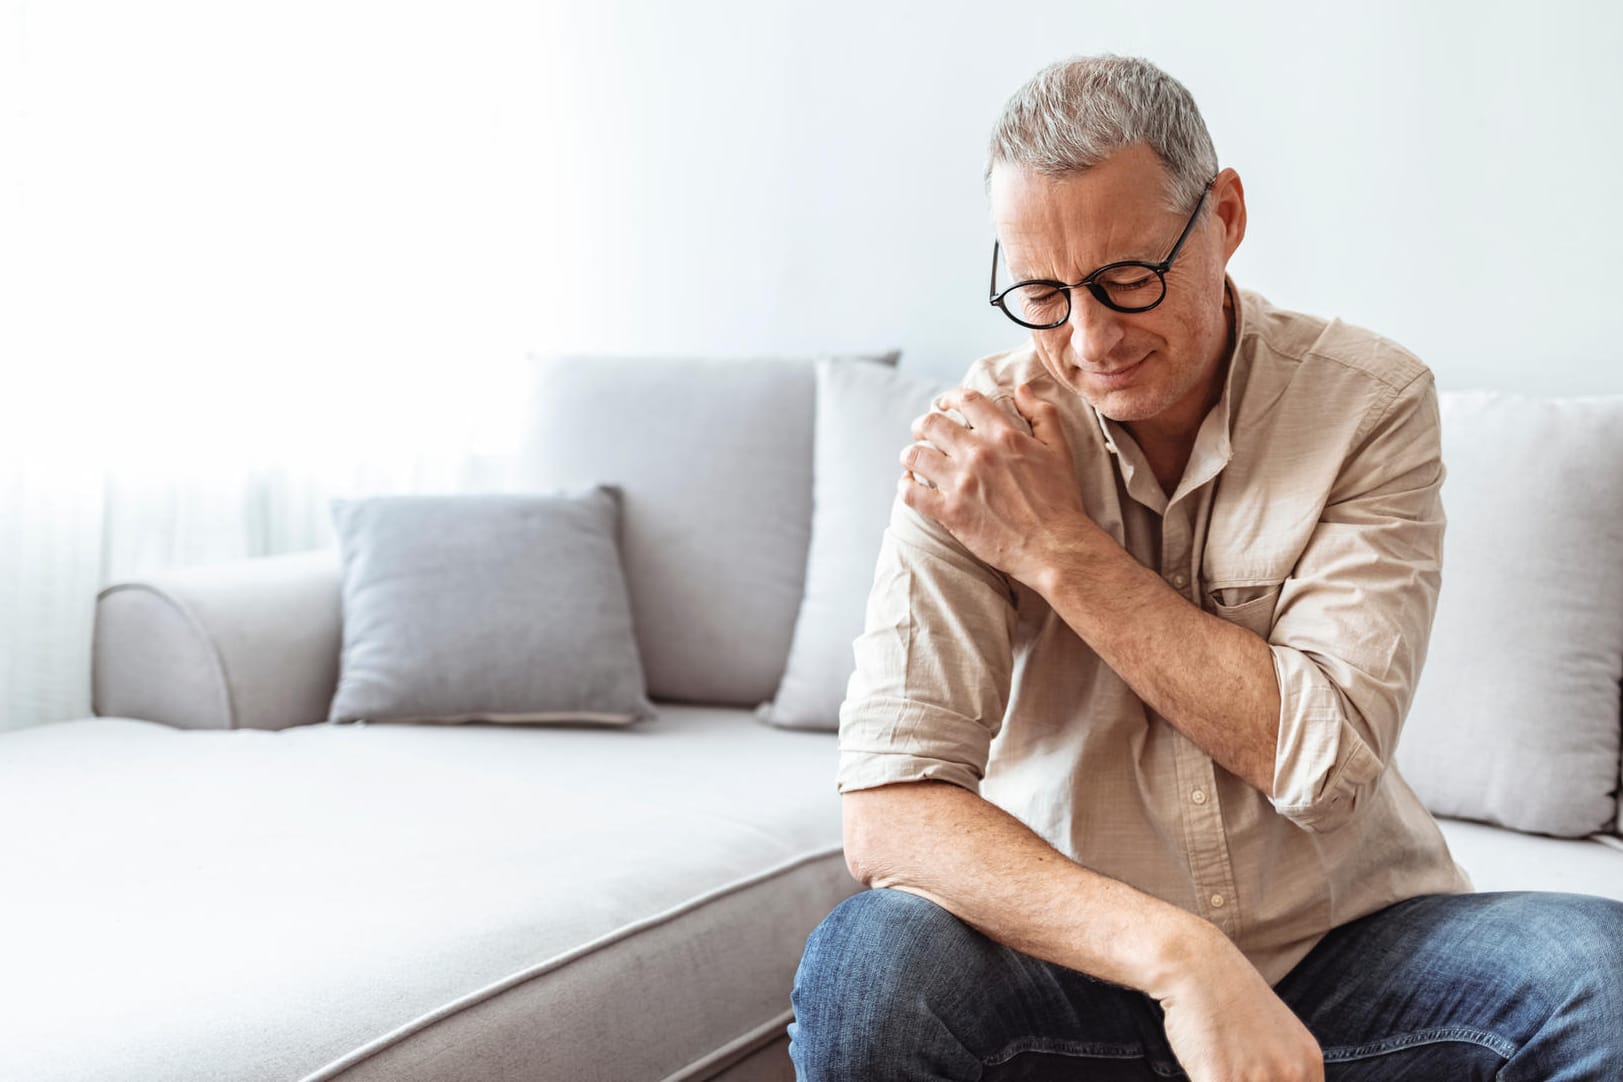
1137, 908, 1232, 1001
1030, 516, 1109, 600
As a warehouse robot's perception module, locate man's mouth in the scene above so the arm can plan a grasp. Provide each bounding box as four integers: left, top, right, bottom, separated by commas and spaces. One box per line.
1082, 354, 1149, 387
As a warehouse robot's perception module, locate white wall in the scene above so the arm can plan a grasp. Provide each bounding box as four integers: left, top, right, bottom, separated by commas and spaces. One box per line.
9, 0, 1623, 447
532, 0, 1623, 394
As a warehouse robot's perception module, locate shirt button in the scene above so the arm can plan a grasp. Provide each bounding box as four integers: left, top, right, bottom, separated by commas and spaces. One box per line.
1191, 788, 1207, 805
1210, 893, 1226, 909
1168, 571, 1188, 588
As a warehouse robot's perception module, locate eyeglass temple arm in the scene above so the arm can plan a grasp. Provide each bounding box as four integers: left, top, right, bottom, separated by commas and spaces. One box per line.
1158, 182, 1213, 270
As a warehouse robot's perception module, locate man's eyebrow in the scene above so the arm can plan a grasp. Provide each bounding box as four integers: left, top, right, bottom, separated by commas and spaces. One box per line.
1008, 265, 1056, 283
1009, 230, 1170, 282
1013, 249, 1160, 283
1011, 266, 1070, 284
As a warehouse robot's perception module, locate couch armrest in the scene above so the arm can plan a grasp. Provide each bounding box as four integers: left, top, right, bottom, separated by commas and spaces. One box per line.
92, 549, 342, 730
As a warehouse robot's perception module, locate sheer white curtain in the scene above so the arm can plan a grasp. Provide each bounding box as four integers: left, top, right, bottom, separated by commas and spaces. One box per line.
1, 0, 571, 731
0, 356, 533, 732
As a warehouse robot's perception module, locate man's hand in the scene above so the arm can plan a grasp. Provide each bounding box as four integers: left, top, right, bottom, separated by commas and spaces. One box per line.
1153, 926, 1324, 1082
899, 382, 1096, 590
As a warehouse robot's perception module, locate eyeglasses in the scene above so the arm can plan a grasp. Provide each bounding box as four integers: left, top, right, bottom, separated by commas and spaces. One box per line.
988, 178, 1215, 329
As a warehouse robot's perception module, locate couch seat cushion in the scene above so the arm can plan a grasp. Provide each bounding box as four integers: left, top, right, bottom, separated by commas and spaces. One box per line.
0, 707, 856, 1082
1435, 816, 1623, 901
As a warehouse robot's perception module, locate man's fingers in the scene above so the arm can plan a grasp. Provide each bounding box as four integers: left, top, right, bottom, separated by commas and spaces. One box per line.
937, 388, 1022, 437
910, 408, 973, 452
900, 441, 947, 487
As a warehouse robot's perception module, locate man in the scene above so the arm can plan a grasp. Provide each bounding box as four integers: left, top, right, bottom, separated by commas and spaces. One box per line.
788, 54, 1623, 1081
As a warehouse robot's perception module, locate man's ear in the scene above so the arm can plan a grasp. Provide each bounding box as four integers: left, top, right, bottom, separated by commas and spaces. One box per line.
1213, 167, 1247, 263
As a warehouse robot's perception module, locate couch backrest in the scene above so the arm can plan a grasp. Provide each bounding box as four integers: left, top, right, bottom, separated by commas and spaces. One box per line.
512, 360, 1623, 837
511, 352, 896, 708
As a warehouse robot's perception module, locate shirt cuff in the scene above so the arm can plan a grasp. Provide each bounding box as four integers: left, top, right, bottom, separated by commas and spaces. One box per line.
1268, 644, 1384, 832
835, 750, 984, 796
836, 696, 992, 796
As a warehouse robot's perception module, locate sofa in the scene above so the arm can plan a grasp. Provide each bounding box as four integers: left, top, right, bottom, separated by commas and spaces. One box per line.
1, 351, 1620, 1082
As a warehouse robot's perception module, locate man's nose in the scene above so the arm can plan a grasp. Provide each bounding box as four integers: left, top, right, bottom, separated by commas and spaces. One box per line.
1066, 290, 1128, 362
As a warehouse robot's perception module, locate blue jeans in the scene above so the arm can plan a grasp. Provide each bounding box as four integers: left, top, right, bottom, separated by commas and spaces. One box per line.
788, 887, 1623, 1080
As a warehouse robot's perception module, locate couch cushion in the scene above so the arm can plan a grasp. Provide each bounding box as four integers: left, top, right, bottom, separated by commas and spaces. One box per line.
757, 359, 956, 731
328, 488, 655, 727
0, 707, 857, 1082
1397, 391, 1623, 837
1435, 817, 1623, 901
512, 351, 897, 708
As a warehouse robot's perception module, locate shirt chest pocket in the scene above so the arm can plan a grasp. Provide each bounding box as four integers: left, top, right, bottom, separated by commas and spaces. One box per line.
1201, 578, 1286, 639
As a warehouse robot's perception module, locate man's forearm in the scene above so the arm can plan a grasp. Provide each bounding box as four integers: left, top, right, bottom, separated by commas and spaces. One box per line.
844, 780, 1225, 997
1033, 522, 1282, 796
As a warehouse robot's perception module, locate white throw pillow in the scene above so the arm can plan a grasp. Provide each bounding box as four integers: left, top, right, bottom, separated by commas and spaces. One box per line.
1397, 390, 1623, 837
755, 360, 956, 730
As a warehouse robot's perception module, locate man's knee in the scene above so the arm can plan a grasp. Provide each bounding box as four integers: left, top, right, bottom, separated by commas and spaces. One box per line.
793, 886, 976, 1004
1474, 893, 1623, 1064
1528, 893, 1623, 999
790, 887, 986, 1074
1488, 892, 1623, 1077
1499, 892, 1623, 988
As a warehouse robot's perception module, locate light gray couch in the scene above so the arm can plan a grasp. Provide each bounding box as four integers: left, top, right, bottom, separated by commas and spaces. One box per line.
2, 355, 1620, 1082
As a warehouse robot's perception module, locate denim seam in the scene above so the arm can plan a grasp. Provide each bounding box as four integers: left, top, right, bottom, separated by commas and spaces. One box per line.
1321, 1024, 1517, 1062
981, 1036, 1184, 1077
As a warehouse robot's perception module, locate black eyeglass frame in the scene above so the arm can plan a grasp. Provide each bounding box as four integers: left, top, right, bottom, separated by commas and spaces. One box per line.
988, 178, 1216, 329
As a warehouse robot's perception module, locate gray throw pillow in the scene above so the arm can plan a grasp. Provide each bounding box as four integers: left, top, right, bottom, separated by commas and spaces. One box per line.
755, 359, 957, 730
328, 488, 656, 726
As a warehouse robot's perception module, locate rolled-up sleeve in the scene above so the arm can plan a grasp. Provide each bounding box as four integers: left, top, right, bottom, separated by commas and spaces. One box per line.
1267, 371, 1446, 832
835, 400, 1023, 797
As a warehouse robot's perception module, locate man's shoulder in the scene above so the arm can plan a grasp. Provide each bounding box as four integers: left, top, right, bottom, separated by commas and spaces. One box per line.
1238, 285, 1432, 396
944, 344, 1047, 435
956, 342, 1047, 399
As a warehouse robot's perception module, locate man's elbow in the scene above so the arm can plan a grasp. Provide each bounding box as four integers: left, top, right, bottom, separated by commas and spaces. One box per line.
1270, 740, 1385, 833
1272, 786, 1365, 833
842, 807, 876, 886
842, 787, 898, 887
840, 779, 969, 886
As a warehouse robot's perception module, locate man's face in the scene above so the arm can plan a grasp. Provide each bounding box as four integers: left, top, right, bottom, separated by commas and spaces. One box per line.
990, 144, 1244, 428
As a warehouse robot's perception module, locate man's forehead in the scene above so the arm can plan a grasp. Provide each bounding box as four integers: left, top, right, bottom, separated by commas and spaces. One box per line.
990, 152, 1177, 278
989, 143, 1170, 210
995, 204, 1168, 279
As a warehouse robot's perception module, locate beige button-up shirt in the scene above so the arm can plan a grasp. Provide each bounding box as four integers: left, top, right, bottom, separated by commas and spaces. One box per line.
836, 277, 1473, 986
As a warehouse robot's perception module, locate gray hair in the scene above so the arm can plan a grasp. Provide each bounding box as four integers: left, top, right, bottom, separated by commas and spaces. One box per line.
985, 54, 1219, 214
